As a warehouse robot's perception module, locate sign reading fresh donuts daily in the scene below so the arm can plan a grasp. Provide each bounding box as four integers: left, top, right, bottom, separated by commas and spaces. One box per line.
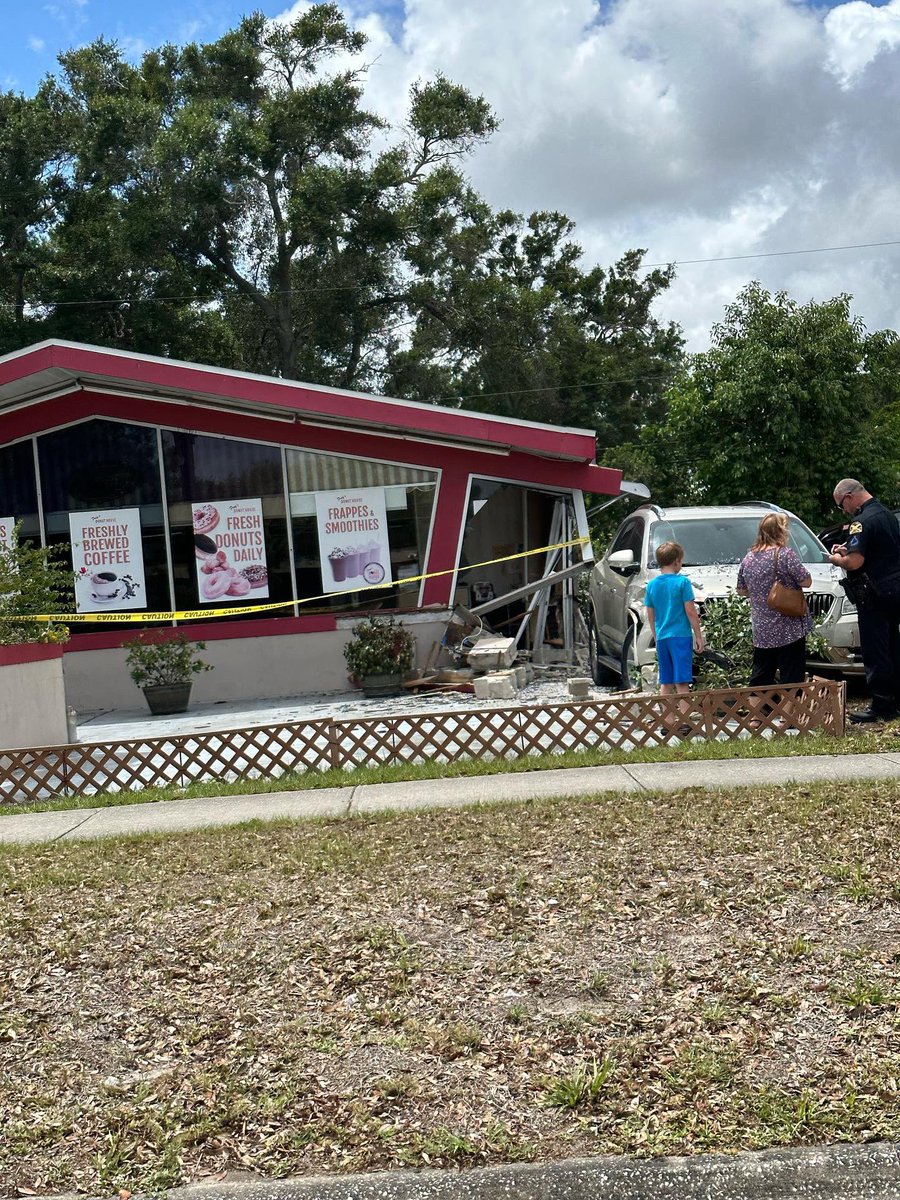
314, 486, 392, 594
69, 507, 147, 613
192, 497, 270, 604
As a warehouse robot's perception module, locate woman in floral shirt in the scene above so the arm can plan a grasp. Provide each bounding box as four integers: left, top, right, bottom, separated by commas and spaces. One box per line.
736, 513, 813, 687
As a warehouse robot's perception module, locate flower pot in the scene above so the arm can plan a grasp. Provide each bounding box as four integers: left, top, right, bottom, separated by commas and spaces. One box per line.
361, 672, 402, 698
142, 682, 193, 715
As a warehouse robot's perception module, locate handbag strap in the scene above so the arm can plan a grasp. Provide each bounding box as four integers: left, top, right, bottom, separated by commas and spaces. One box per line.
772, 546, 781, 585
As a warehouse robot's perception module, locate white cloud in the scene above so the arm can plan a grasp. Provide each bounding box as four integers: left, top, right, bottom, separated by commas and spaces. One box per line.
272, 0, 900, 349
825, 0, 900, 85
42, 0, 88, 30
28, 36, 46, 52
120, 35, 150, 62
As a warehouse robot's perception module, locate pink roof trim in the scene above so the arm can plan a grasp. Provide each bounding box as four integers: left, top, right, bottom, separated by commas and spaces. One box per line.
0, 341, 601, 463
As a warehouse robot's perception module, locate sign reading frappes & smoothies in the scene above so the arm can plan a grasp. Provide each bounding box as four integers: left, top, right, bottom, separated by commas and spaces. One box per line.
315, 487, 392, 594
70, 507, 147, 613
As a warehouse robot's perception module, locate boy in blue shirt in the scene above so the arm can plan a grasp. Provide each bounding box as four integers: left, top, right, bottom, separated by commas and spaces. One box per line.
644, 542, 705, 705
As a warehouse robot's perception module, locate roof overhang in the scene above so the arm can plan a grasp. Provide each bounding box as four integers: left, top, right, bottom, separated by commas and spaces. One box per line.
0, 341, 602, 464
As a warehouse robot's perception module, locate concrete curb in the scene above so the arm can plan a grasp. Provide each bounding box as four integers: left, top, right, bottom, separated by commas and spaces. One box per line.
160, 1142, 900, 1200
3, 752, 900, 844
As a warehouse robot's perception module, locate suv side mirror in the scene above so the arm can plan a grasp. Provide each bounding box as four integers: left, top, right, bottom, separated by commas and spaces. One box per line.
608, 549, 639, 575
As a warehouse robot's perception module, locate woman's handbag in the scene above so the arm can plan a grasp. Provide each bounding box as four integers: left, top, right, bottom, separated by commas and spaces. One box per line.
766, 547, 808, 618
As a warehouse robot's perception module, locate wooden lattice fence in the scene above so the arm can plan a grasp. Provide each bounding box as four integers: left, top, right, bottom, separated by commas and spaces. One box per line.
0, 678, 845, 808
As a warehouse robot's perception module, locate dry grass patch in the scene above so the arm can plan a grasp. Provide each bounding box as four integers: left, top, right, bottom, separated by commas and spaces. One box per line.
1, 779, 900, 1194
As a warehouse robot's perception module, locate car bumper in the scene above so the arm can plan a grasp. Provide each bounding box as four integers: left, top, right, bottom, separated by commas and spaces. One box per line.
814, 608, 865, 675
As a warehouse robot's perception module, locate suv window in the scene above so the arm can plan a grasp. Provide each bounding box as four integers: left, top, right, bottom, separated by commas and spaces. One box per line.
609, 517, 645, 563
649, 515, 828, 567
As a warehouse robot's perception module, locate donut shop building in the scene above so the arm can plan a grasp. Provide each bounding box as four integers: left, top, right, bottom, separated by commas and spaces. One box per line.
0, 341, 621, 713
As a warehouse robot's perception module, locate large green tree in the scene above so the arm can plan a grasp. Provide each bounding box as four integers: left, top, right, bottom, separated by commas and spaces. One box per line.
0, 2, 685, 445
387, 210, 683, 448
0, 87, 71, 347
652, 282, 900, 526
34, 5, 497, 382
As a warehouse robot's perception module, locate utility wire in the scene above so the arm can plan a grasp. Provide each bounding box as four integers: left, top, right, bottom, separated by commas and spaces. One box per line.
4, 237, 900, 312
643, 238, 900, 268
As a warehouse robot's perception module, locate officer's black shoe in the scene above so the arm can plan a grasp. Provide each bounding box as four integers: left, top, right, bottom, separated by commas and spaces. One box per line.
849, 706, 900, 724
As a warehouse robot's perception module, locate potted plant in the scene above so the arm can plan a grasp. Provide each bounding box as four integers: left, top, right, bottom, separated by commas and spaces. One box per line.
343, 614, 415, 698
124, 631, 213, 715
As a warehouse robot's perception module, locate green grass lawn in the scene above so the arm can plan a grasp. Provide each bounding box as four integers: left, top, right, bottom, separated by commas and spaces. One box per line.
1, 778, 899, 1193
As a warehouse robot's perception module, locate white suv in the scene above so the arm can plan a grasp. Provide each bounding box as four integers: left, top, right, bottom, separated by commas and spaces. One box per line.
586, 502, 862, 688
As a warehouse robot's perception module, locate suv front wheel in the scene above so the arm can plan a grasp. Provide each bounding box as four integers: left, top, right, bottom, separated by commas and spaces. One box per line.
620, 623, 643, 690
587, 612, 621, 686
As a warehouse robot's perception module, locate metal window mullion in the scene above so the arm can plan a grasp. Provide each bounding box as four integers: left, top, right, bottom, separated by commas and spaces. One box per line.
156, 427, 177, 625
31, 437, 47, 547
282, 446, 300, 617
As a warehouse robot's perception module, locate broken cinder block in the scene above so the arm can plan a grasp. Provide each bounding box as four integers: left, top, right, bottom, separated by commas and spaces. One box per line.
567, 677, 592, 700
467, 636, 517, 673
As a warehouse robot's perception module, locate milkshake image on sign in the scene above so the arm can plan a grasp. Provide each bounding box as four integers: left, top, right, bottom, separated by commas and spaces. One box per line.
361, 540, 381, 567
328, 547, 349, 582
328, 541, 384, 582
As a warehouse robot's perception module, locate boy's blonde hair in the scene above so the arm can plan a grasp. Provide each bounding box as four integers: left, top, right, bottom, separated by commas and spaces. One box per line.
655, 541, 684, 568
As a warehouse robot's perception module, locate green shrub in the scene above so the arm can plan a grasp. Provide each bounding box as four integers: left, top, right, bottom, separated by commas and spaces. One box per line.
696, 590, 830, 689
0, 526, 72, 645
343, 614, 415, 678
124, 632, 213, 688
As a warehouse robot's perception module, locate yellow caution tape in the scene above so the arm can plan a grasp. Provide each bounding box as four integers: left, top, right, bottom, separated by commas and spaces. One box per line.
4, 535, 591, 624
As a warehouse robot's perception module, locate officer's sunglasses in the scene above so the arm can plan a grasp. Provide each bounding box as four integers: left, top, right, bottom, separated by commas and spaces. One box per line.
836, 491, 856, 511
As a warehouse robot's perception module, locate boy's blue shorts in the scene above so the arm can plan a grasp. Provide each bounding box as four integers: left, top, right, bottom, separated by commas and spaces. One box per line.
657, 636, 693, 685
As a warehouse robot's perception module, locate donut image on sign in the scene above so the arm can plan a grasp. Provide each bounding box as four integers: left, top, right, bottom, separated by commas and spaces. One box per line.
193, 503, 220, 535
195, 532, 218, 563
240, 564, 268, 590
201, 569, 232, 601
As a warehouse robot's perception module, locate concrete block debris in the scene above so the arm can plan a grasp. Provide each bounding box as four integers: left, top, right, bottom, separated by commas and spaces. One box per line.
567, 677, 592, 700
467, 636, 517, 673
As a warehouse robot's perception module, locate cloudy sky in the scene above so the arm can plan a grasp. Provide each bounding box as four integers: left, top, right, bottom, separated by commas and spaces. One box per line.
4, 0, 900, 349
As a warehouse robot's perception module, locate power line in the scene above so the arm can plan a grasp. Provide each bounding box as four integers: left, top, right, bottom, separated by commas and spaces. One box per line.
644, 238, 900, 268
4, 237, 900, 312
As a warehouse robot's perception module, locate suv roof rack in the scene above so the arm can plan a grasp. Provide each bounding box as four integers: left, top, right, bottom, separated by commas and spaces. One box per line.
635, 503, 666, 517
733, 500, 785, 512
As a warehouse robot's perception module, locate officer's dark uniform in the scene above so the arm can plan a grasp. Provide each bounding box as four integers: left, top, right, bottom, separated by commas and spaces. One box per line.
844, 498, 900, 716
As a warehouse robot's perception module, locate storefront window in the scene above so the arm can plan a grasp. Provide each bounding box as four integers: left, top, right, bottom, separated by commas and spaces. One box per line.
162, 431, 291, 622
285, 448, 438, 612
0, 440, 39, 543
37, 420, 170, 623
8, 420, 442, 629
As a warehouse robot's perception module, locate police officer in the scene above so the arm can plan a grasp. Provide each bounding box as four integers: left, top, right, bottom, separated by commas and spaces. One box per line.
828, 478, 900, 723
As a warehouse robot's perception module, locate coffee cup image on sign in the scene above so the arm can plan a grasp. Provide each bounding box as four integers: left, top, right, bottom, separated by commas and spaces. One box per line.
90, 571, 121, 602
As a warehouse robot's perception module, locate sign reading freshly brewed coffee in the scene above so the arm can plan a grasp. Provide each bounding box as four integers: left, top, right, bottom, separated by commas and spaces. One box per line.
192, 497, 270, 604
70, 507, 147, 613
315, 487, 392, 595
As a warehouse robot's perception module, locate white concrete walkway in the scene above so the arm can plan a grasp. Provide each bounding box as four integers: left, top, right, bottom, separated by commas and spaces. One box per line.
3, 751, 900, 845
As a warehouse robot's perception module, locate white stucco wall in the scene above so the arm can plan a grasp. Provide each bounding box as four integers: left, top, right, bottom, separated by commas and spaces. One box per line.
62, 612, 451, 716
0, 652, 69, 749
